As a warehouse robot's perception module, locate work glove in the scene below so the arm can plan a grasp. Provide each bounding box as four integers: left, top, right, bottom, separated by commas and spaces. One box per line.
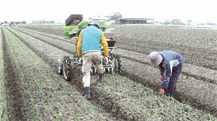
104, 56, 109, 65
160, 75, 164, 82
160, 88, 165, 94
78, 57, 83, 65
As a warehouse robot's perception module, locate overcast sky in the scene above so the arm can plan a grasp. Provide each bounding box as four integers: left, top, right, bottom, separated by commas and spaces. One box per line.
0, 0, 216, 23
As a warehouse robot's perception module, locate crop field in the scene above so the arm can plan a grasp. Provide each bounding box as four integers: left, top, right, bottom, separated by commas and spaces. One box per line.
0, 24, 217, 120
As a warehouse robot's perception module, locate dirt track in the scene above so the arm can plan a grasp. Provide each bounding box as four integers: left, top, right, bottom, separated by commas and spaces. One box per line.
1, 24, 217, 120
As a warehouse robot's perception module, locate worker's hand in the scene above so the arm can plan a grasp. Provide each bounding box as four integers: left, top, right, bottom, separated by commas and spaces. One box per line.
104, 56, 109, 65
160, 75, 164, 82
160, 88, 165, 94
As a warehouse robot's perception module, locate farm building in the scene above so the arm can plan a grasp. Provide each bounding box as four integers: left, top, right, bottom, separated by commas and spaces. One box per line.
89, 16, 110, 22
32, 20, 55, 24
107, 12, 123, 20
89, 12, 123, 22
118, 18, 154, 24
9, 21, 26, 26
89, 12, 154, 24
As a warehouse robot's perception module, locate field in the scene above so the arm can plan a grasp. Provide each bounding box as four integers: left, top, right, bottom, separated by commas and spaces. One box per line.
0, 24, 217, 121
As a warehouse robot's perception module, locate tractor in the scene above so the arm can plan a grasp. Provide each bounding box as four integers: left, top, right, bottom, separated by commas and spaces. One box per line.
58, 14, 121, 81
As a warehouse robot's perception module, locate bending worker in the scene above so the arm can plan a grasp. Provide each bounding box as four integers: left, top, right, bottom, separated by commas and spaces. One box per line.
149, 51, 184, 98
77, 21, 109, 100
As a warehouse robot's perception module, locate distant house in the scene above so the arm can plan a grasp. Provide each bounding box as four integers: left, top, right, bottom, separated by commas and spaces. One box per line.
47, 20, 55, 24
22, 21, 26, 24
31, 20, 55, 24
32, 20, 40, 24
107, 12, 123, 20
89, 12, 123, 25
89, 16, 110, 22
9, 21, 23, 25
163, 19, 184, 25
89, 12, 154, 25
118, 18, 154, 24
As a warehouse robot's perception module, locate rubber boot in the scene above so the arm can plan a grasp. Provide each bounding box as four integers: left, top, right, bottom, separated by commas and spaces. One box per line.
98, 74, 103, 83
84, 87, 91, 100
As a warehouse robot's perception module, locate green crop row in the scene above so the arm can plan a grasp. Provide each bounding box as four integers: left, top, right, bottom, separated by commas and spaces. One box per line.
0, 27, 8, 121
3, 27, 42, 120
4, 27, 103, 120
90, 72, 217, 120
5, 26, 217, 120
3, 27, 63, 120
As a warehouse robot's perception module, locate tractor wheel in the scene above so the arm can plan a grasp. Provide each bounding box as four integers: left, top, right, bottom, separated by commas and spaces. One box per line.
109, 68, 113, 74
63, 56, 72, 81
57, 59, 63, 75
78, 66, 82, 75
106, 68, 110, 73
114, 55, 121, 73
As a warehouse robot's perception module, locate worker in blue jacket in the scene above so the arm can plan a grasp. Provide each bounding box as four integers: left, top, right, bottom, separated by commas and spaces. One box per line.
149, 51, 184, 98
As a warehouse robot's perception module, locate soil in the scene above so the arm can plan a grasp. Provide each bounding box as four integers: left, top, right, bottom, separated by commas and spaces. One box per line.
0, 24, 217, 120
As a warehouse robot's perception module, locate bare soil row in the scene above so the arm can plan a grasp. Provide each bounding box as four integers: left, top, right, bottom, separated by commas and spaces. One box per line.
1, 24, 217, 120
16, 26, 217, 84
108, 25, 217, 71
18, 24, 217, 70
17, 25, 217, 84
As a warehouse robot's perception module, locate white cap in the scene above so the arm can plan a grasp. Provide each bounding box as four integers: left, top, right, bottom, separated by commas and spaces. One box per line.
149, 51, 163, 66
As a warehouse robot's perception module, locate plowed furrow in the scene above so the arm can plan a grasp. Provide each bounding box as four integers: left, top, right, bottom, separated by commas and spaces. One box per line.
8, 26, 217, 118
2, 27, 117, 120
11, 27, 217, 85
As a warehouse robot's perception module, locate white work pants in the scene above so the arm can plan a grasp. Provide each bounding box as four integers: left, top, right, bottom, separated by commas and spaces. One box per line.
82, 51, 103, 87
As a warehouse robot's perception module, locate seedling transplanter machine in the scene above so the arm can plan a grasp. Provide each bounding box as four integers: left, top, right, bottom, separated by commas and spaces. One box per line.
57, 14, 122, 81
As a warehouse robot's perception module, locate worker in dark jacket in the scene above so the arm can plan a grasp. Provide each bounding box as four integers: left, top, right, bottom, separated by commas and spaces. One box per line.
77, 21, 109, 100
149, 51, 184, 97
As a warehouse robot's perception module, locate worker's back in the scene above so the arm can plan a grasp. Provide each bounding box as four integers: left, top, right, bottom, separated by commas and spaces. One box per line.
81, 26, 102, 54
